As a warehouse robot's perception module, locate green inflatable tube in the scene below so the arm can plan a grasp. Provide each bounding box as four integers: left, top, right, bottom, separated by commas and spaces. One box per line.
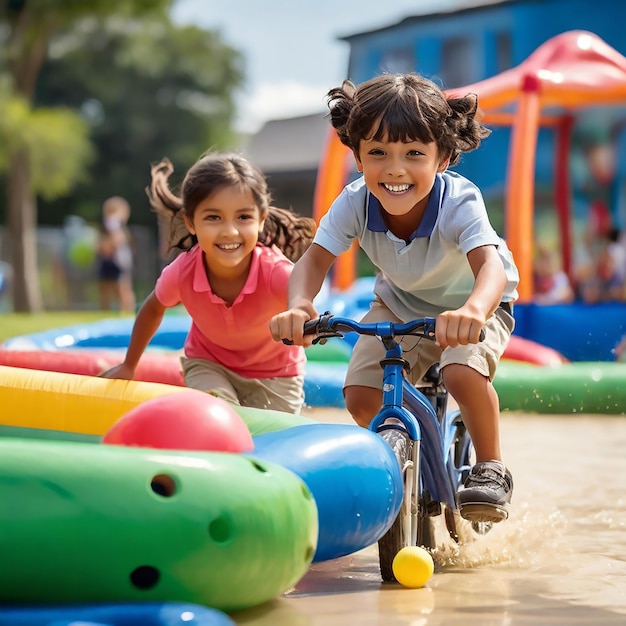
232, 404, 316, 436
495, 361, 626, 415
305, 339, 352, 363
0, 439, 317, 611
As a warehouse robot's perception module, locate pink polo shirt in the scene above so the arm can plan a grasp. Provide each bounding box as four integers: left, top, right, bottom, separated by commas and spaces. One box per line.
155, 244, 305, 379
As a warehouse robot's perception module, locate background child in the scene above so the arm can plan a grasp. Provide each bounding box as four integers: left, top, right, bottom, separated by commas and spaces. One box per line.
533, 244, 575, 305
97, 196, 135, 313
270, 73, 520, 522
101, 152, 316, 414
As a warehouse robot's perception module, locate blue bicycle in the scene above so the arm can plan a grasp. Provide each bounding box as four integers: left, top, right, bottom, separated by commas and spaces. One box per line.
302, 312, 491, 582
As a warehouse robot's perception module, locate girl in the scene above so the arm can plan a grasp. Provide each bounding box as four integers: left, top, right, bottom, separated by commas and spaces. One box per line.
270, 73, 520, 522
101, 152, 316, 414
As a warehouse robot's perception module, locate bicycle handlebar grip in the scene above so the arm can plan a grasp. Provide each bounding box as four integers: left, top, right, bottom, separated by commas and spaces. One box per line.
281, 314, 485, 344
303, 319, 319, 335
281, 318, 320, 345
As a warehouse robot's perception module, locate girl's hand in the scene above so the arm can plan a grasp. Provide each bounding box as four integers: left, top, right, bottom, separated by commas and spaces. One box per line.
436, 305, 486, 349
99, 363, 136, 380
270, 300, 318, 347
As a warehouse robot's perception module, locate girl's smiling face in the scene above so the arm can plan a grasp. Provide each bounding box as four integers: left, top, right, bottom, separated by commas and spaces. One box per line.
183, 185, 265, 276
354, 135, 449, 217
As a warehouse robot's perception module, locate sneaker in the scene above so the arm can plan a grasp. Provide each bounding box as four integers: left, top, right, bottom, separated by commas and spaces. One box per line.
456, 461, 513, 523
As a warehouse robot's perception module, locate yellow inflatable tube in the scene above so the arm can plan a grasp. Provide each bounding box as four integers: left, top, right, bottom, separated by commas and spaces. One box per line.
0, 365, 315, 438
0, 365, 191, 436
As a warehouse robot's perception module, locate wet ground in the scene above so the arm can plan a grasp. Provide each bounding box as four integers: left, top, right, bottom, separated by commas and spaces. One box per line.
232, 408, 626, 625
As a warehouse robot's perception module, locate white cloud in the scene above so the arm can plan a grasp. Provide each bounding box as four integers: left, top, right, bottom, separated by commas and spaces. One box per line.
172, 0, 469, 133
236, 81, 328, 134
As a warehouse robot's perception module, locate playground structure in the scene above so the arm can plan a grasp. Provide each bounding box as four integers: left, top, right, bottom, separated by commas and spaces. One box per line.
0, 358, 407, 605
3, 302, 626, 413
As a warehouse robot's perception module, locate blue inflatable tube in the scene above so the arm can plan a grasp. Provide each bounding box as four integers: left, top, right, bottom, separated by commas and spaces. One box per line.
1, 316, 190, 351
303, 362, 347, 408
251, 423, 402, 562
0, 602, 234, 626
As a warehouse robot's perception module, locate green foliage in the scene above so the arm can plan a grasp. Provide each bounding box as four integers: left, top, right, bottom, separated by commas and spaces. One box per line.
29, 108, 93, 198
0, 90, 92, 198
0, 84, 22, 171
4, 0, 172, 22
33, 14, 244, 225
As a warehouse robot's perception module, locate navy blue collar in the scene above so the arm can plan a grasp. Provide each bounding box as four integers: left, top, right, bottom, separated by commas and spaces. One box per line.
366, 175, 441, 239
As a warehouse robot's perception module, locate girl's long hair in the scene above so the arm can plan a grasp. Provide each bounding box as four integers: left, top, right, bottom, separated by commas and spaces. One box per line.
146, 153, 316, 262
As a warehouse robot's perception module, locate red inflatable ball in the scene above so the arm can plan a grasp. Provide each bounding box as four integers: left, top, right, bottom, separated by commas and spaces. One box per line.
504, 334, 568, 366
102, 390, 254, 453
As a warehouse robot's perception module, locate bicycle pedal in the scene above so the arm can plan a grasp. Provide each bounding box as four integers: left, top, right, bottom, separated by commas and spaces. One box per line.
458, 502, 509, 523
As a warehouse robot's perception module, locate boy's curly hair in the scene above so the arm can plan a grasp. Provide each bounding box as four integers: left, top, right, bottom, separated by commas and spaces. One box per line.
327, 73, 491, 166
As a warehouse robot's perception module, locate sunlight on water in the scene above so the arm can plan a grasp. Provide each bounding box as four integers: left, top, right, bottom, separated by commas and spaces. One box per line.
286, 410, 626, 622
427, 481, 626, 616
432, 501, 570, 569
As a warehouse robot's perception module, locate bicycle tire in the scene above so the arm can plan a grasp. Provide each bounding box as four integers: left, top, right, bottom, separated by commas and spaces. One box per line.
377, 504, 404, 582
377, 434, 435, 582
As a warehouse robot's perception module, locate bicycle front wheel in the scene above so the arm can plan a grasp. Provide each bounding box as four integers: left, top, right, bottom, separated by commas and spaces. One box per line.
377, 432, 434, 582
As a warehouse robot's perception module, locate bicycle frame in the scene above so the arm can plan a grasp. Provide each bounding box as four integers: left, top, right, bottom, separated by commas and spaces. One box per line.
367, 334, 457, 510
304, 313, 460, 510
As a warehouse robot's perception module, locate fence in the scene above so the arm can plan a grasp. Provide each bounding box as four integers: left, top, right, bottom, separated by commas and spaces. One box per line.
0, 222, 161, 312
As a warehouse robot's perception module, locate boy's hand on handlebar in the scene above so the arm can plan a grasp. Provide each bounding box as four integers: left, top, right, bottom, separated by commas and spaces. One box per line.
270, 301, 318, 347
436, 306, 486, 349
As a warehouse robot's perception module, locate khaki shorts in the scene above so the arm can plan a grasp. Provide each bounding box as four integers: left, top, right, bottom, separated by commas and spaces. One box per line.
344, 298, 515, 391
181, 357, 305, 415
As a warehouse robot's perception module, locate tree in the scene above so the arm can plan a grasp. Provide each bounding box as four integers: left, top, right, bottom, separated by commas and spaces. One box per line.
0, 0, 172, 311
0, 81, 92, 310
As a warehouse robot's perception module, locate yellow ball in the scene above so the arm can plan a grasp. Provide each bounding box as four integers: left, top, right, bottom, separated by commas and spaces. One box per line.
392, 546, 434, 588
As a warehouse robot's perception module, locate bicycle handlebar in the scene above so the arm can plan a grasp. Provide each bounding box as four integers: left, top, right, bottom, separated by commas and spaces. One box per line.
284, 311, 485, 344
303, 312, 437, 343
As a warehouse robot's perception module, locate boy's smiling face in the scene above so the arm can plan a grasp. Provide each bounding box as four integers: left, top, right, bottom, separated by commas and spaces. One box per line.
354, 135, 449, 218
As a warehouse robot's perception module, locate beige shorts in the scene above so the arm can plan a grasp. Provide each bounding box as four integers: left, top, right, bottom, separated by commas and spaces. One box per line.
344, 298, 515, 391
181, 357, 305, 415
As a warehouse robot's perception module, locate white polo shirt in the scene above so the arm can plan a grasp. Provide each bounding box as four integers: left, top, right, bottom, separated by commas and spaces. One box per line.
314, 171, 519, 320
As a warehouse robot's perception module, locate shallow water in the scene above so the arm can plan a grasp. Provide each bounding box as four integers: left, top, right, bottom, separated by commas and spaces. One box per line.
232, 409, 626, 625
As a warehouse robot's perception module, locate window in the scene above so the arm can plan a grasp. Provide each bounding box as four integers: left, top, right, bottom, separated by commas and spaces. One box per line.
440, 36, 475, 88
496, 32, 513, 73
